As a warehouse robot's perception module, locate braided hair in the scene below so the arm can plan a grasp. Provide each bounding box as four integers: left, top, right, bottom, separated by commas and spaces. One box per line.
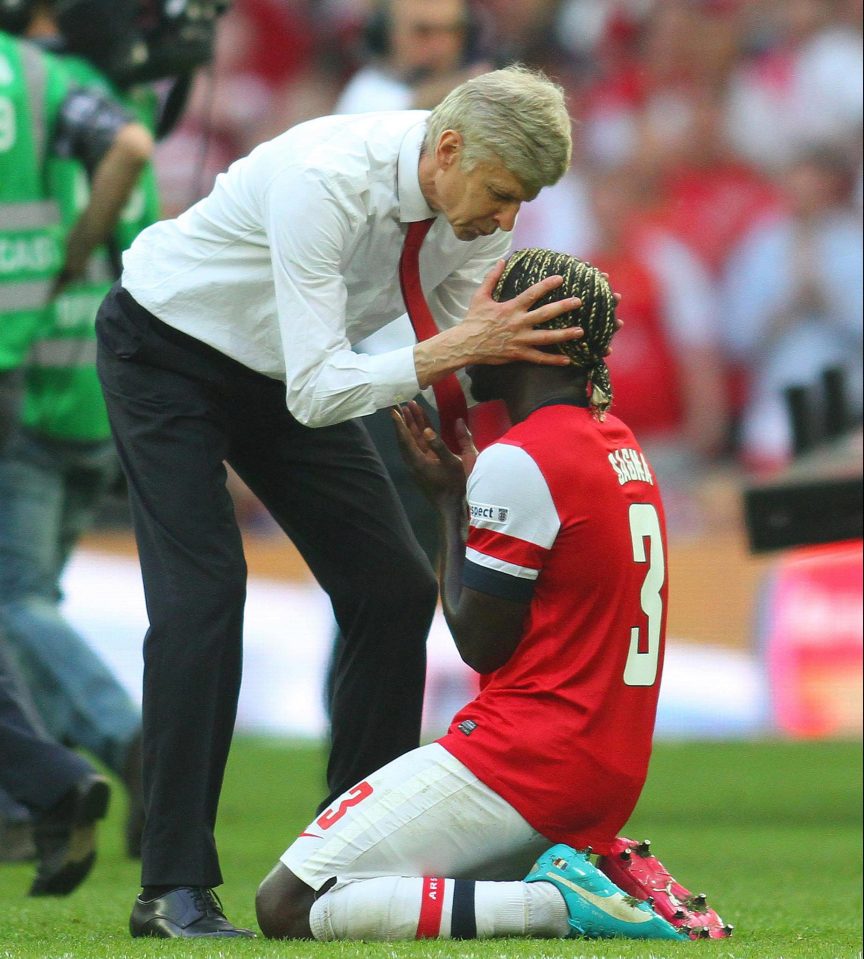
493, 248, 618, 418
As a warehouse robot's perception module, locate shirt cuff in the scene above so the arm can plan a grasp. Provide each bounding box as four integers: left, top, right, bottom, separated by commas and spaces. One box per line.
366, 344, 420, 408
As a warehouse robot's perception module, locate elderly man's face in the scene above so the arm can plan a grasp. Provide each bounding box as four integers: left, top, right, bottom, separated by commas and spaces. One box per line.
434, 155, 533, 241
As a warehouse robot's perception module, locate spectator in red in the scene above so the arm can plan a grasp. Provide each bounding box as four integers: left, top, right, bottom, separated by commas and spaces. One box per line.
645, 87, 782, 279
576, 0, 737, 168
584, 165, 729, 485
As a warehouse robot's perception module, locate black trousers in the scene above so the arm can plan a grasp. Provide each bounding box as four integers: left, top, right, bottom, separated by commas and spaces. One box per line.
0, 638, 91, 812
325, 398, 440, 716
96, 285, 437, 887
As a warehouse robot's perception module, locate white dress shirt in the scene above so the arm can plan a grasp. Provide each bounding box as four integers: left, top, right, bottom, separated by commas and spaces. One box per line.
121, 111, 510, 426
333, 69, 430, 361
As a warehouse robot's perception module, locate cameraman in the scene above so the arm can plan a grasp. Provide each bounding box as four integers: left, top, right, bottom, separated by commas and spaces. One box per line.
0, 0, 156, 861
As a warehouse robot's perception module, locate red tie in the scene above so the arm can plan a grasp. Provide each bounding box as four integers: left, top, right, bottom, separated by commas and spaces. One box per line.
398, 218, 468, 453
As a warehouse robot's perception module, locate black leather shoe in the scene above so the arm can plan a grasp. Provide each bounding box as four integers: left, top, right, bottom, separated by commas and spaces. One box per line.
29, 772, 111, 896
130, 886, 256, 938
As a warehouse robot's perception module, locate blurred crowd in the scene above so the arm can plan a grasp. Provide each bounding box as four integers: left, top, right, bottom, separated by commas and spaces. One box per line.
154, 0, 863, 506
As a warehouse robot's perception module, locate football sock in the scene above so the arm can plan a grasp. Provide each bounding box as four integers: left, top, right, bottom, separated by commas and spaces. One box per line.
309, 875, 570, 940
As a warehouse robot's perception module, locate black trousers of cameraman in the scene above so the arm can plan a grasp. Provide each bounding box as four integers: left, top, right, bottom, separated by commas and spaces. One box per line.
0, 640, 93, 814
96, 285, 436, 887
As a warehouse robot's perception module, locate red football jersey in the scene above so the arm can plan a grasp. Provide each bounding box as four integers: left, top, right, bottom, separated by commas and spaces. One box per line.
439, 404, 669, 855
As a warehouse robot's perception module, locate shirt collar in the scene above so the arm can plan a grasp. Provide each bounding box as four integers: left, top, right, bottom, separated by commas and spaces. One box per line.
397, 119, 438, 223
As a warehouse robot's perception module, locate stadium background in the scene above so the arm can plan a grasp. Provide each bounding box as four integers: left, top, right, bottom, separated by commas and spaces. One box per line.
80, 0, 862, 745
1, 2, 861, 953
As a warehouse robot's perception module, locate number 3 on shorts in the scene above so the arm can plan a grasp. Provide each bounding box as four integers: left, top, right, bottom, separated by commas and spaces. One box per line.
315, 781, 374, 830
624, 503, 665, 687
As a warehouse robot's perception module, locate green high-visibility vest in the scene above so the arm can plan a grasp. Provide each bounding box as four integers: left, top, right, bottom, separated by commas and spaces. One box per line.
0, 32, 66, 372
21, 52, 161, 441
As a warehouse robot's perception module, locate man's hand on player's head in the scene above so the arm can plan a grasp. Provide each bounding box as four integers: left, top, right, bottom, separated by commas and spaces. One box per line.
459, 261, 585, 368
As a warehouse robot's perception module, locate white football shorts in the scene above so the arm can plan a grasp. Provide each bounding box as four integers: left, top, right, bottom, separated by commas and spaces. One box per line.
280, 742, 550, 889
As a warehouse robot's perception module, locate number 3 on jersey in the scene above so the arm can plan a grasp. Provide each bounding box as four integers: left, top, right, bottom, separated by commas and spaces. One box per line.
624, 503, 665, 687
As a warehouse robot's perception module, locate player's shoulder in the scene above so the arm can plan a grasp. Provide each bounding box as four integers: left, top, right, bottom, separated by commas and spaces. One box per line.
474, 435, 538, 475
471, 436, 551, 496
469, 440, 554, 525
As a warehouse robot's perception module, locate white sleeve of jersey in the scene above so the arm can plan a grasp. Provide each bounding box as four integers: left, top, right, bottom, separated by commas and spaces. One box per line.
466, 443, 560, 584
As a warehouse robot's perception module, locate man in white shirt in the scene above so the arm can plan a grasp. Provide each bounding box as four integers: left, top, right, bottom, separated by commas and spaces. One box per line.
96, 65, 579, 938
325, 0, 491, 728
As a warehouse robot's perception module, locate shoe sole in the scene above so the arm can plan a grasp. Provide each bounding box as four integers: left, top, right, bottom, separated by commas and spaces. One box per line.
597, 838, 732, 939
29, 778, 111, 897
131, 922, 257, 939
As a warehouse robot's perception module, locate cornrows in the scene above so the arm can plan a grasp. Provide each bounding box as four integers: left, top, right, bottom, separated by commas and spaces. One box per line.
493, 248, 618, 418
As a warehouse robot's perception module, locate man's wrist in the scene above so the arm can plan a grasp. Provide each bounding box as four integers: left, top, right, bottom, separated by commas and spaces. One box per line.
414, 327, 471, 389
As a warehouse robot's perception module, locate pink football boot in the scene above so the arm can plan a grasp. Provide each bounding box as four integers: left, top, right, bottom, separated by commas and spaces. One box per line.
597, 838, 733, 940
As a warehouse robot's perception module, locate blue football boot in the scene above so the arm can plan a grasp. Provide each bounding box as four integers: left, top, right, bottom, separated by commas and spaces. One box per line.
524, 844, 687, 940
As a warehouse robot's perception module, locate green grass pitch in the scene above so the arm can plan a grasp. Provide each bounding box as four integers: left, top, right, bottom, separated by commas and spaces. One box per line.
1, 737, 861, 959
